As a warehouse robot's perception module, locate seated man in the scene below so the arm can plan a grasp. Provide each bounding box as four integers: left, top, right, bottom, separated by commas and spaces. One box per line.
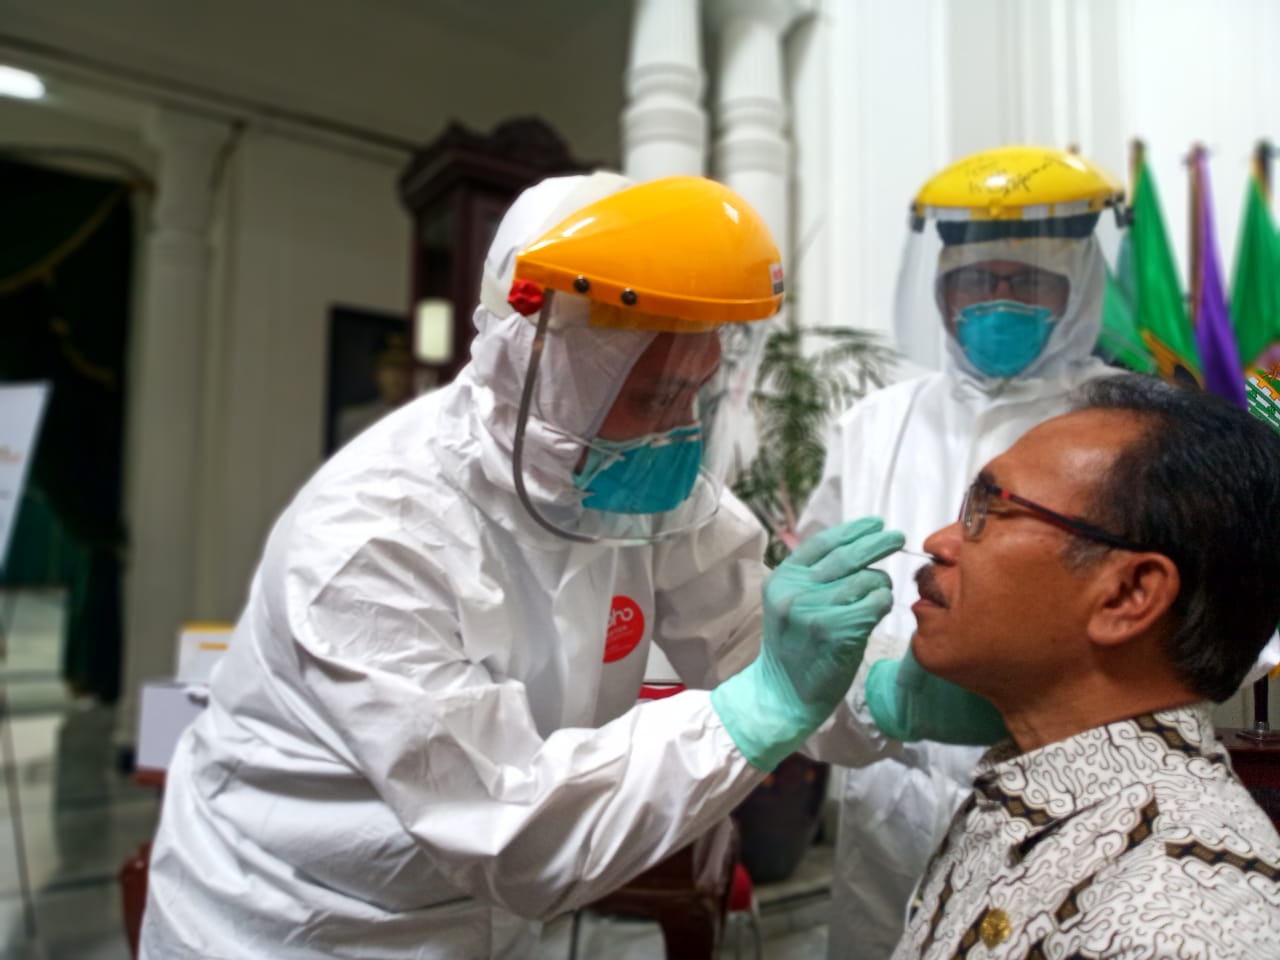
884, 373, 1280, 959
801, 144, 1121, 958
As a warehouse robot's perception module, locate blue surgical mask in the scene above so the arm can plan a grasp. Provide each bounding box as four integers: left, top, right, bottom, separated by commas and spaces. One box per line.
954, 300, 1056, 378
573, 425, 703, 514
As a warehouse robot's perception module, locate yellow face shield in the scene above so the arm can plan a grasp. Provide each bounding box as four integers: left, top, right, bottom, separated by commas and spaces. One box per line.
911, 144, 1124, 225
508, 175, 784, 330
505, 176, 784, 544
894, 145, 1126, 375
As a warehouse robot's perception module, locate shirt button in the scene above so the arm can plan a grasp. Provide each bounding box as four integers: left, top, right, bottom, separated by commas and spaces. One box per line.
980, 907, 1011, 948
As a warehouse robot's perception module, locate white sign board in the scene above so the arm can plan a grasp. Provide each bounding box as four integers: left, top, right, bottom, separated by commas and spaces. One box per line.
0, 383, 50, 573
136, 681, 208, 774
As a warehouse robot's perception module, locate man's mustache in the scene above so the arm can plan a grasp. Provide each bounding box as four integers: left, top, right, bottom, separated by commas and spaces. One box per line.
915, 564, 948, 608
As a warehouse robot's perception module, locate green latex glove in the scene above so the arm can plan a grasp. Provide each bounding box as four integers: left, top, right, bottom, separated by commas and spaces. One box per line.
712, 517, 904, 771
865, 646, 1008, 745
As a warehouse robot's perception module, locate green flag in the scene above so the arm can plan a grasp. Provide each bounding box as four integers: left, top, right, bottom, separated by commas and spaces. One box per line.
1229, 174, 1280, 371
1129, 159, 1203, 385
1097, 236, 1156, 373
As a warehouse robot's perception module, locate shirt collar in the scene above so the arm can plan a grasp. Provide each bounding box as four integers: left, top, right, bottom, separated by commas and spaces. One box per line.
969, 705, 1226, 842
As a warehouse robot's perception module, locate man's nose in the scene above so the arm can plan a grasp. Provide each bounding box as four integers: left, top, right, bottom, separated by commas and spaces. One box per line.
991, 275, 1017, 297
922, 520, 962, 563
677, 331, 722, 381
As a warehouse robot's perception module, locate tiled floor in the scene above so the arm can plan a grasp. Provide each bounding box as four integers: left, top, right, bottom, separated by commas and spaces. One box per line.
0, 590, 161, 960
0, 590, 832, 959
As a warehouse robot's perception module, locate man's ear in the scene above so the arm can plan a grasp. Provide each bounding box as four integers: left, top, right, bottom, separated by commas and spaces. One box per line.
1087, 552, 1180, 648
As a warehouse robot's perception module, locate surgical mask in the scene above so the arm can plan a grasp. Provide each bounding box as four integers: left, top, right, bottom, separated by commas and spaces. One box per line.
954, 300, 1056, 378
573, 425, 703, 514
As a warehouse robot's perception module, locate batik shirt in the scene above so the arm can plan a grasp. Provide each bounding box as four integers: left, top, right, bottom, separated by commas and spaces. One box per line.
891, 705, 1280, 959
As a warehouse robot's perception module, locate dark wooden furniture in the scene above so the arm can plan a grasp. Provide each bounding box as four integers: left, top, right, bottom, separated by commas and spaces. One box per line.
1220, 727, 1280, 830
397, 117, 589, 387
570, 817, 740, 960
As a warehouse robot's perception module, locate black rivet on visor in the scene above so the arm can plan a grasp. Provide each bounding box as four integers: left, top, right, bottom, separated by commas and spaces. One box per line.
573, 275, 590, 293
620, 288, 638, 306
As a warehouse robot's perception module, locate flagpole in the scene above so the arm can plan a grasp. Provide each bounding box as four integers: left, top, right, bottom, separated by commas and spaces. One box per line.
1129, 139, 1144, 203
1252, 139, 1273, 736
1188, 143, 1205, 325
1255, 140, 1272, 202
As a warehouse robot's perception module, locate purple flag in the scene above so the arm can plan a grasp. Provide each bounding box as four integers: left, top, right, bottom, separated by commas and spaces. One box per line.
1193, 152, 1249, 408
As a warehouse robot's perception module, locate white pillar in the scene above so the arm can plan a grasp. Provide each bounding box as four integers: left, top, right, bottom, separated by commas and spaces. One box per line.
705, 0, 801, 471
622, 0, 707, 179
119, 107, 229, 749
787, 7, 828, 335
710, 0, 800, 259
818, 0, 951, 354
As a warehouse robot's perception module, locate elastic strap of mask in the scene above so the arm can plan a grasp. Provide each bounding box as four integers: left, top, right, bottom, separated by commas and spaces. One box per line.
572, 425, 703, 487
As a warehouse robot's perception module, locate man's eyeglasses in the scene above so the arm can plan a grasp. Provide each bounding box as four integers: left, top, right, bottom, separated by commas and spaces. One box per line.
943, 265, 1070, 302
959, 477, 1148, 552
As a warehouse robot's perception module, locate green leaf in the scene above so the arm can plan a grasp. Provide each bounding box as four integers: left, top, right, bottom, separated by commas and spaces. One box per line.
732, 316, 898, 565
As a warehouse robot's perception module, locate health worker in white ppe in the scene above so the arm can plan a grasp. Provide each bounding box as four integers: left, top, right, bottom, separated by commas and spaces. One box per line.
800, 145, 1125, 960
140, 172, 905, 959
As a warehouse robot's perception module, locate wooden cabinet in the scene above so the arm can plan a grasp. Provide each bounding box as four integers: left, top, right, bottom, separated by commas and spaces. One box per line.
397, 117, 588, 388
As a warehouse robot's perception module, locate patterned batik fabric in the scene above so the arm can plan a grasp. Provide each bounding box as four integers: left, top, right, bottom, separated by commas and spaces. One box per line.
890, 705, 1280, 959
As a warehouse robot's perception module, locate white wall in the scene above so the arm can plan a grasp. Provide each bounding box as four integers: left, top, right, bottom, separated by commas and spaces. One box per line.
1116, 0, 1280, 289
793, 0, 951, 345
806, 0, 1280, 348
194, 130, 410, 620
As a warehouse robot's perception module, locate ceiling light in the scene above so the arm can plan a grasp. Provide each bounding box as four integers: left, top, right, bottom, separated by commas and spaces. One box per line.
0, 65, 45, 100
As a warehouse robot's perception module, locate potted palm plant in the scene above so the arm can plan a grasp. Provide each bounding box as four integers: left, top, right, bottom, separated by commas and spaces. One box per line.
730, 318, 897, 883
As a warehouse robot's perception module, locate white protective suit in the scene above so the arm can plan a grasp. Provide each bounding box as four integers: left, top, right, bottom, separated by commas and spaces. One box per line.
801, 234, 1114, 960
140, 175, 773, 959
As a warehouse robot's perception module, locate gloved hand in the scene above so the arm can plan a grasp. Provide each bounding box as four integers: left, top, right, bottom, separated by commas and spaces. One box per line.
711, 517, 904, 771
865, 646, 1008, 745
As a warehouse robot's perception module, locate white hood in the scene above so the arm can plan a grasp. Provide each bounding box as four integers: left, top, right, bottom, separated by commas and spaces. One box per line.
437, 172, 659, 520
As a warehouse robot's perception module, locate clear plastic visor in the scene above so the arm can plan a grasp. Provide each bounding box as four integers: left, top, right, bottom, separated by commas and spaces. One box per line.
512, 292, 770, 544
893, 209, 1124, 373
